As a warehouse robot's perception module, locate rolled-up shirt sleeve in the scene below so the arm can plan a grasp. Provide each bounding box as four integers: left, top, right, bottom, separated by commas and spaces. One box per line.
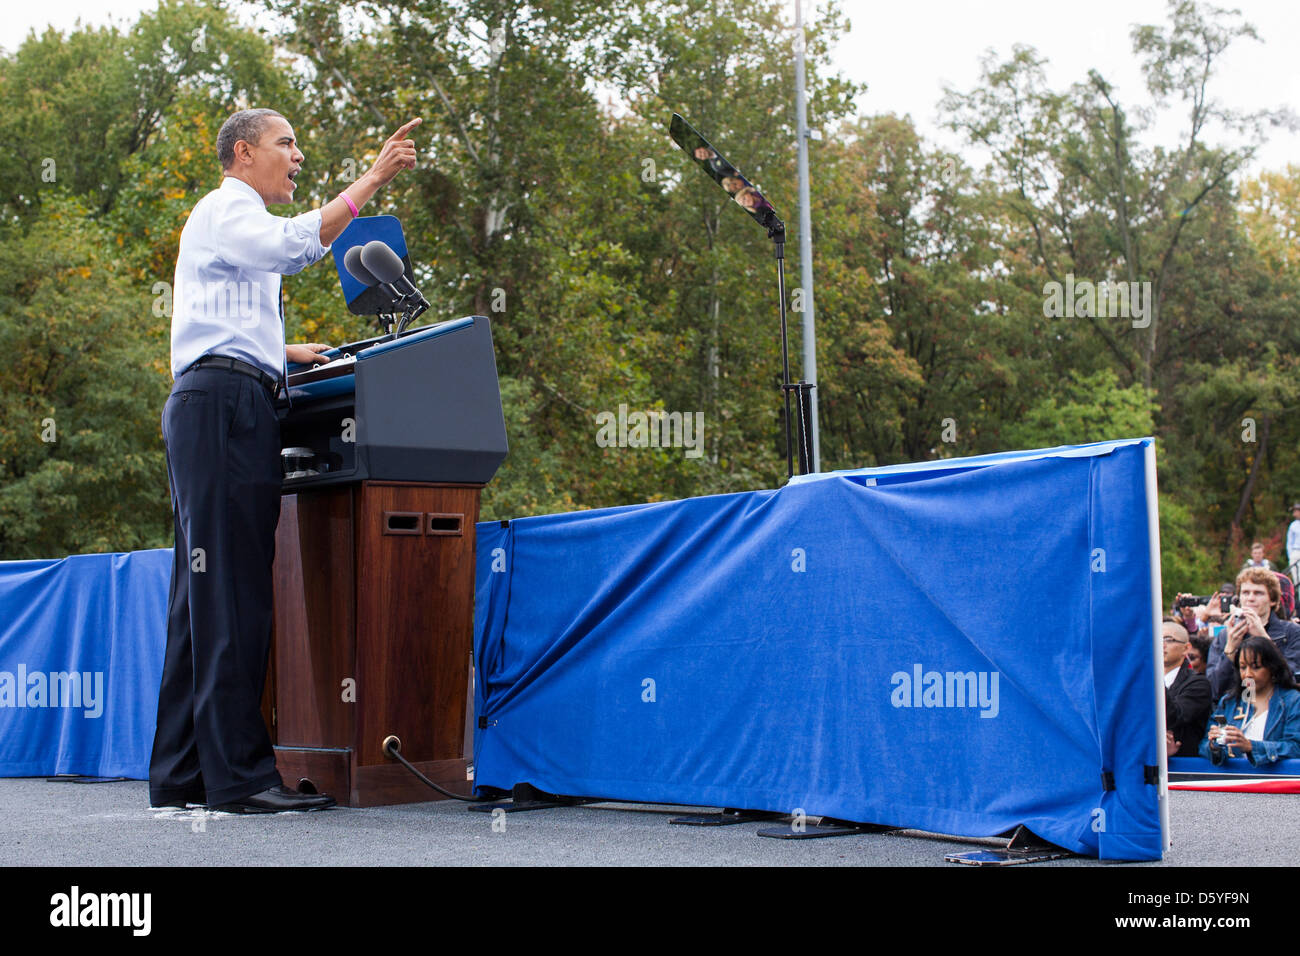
213, 195, 330, 275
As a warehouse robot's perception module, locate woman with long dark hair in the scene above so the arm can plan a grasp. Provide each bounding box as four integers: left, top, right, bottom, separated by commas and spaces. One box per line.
1185, 633, 1210, 675
1200, 636, 1300, 766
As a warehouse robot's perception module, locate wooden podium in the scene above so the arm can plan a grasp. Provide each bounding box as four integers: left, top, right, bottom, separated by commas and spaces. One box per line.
267, 481, 480, 806
259, 315, 508, 807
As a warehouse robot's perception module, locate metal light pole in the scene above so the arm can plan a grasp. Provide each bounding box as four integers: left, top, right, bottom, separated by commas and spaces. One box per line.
794, 0, 820, 472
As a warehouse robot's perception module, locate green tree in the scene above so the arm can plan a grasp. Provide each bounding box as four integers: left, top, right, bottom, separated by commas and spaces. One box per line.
0, 1, 307, 557
1001, 369, 1156, 449
0, 195, 170, 558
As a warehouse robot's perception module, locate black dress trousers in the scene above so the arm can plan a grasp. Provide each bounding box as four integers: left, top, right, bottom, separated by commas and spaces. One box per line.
149, 365, 284, 806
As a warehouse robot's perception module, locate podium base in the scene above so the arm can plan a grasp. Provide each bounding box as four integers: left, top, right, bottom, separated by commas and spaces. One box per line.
275, 746, 472, 807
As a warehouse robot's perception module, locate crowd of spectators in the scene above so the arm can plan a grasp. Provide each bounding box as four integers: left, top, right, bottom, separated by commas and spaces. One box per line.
1166, 550, 1300, 767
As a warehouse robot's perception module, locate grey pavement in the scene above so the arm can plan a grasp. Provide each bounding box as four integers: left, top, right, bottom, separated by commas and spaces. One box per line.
0, 776, 1282, 866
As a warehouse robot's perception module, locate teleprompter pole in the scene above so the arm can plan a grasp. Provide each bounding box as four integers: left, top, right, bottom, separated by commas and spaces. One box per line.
773, 224, 794, 479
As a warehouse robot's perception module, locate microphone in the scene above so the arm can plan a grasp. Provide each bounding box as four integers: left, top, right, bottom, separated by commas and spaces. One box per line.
360, 241, 429, 310
344, 244, 401, 317
359, 241, 430, 332
343, 245, 381, 288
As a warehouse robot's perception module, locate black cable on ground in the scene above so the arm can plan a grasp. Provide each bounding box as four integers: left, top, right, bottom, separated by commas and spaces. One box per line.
383, 738, 494, 802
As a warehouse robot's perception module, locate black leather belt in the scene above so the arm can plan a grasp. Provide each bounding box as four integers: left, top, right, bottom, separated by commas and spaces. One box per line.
187, 355, 279, 393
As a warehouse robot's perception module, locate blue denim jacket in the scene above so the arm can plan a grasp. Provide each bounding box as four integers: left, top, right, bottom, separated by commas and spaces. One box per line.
1199, 687, 1300, 766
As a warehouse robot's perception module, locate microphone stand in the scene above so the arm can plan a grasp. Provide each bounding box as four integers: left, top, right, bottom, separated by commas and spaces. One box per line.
771, 220, 814, 479
395, 298, 429, 335
667, 112, 814, 478
374, 296, 429, 340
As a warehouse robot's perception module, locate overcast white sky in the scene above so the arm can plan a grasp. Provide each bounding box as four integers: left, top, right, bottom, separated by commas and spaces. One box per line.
4, 0, 1296, 173
835, 0, 1300, 174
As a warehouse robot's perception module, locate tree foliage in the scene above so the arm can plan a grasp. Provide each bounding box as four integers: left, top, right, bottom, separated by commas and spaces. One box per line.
0, 0, 1296, 605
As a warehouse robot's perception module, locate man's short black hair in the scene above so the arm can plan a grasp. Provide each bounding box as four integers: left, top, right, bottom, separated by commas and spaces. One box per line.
217, 109, 284, 169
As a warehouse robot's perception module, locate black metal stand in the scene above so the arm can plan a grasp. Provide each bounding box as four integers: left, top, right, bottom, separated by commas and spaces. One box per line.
944, 825, 1070, 865
757, 814, 900, 840
774, 225, 794, 479
459, 789, 1071, 863
752, 815, 1071, 863
669, 114, 813, 478
669, 807, 779, 826
373, 304, 428, 339
466, 782, 597, 814
394, 298, 428, 335
772, 224, 815, 479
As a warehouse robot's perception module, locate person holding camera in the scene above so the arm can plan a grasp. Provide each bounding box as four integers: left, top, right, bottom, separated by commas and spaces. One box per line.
1206, 567, 1300, 701
1200, 635, 1300, 766
1174, 583, 1238, 632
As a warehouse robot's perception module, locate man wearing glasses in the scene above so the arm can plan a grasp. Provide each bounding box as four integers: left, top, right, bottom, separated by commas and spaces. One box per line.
1162, 620, 1211, 757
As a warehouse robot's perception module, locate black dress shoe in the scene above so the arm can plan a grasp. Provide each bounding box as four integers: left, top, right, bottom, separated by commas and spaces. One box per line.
212, 785, 337, 814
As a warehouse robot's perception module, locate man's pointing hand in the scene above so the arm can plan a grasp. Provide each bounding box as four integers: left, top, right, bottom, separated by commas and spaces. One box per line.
368, 118, 422, 188
320, 119, 423, 247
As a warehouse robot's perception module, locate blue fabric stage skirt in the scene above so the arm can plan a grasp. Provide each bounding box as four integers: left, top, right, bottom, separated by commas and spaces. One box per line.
0, 549, 170, 779
473, 440, 1164, 860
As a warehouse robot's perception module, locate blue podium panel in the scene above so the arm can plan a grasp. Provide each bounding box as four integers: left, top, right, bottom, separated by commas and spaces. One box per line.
0, 549, 170, 779
475, 440, 1163, 860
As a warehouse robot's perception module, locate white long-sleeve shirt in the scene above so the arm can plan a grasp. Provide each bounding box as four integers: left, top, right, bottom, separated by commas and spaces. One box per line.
170, 177, 330, 379
1289, 519, 1300, 565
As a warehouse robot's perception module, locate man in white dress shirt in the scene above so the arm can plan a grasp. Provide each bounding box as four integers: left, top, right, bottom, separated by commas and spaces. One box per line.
1288, 503, 1300, 584
151, 108, 420, 812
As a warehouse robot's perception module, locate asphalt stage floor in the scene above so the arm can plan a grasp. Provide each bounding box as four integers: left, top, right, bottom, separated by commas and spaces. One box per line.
0, 775, 1280, 867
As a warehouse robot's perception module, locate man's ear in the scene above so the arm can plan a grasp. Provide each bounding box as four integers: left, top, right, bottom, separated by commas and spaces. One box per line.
232, 138, 255, 167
